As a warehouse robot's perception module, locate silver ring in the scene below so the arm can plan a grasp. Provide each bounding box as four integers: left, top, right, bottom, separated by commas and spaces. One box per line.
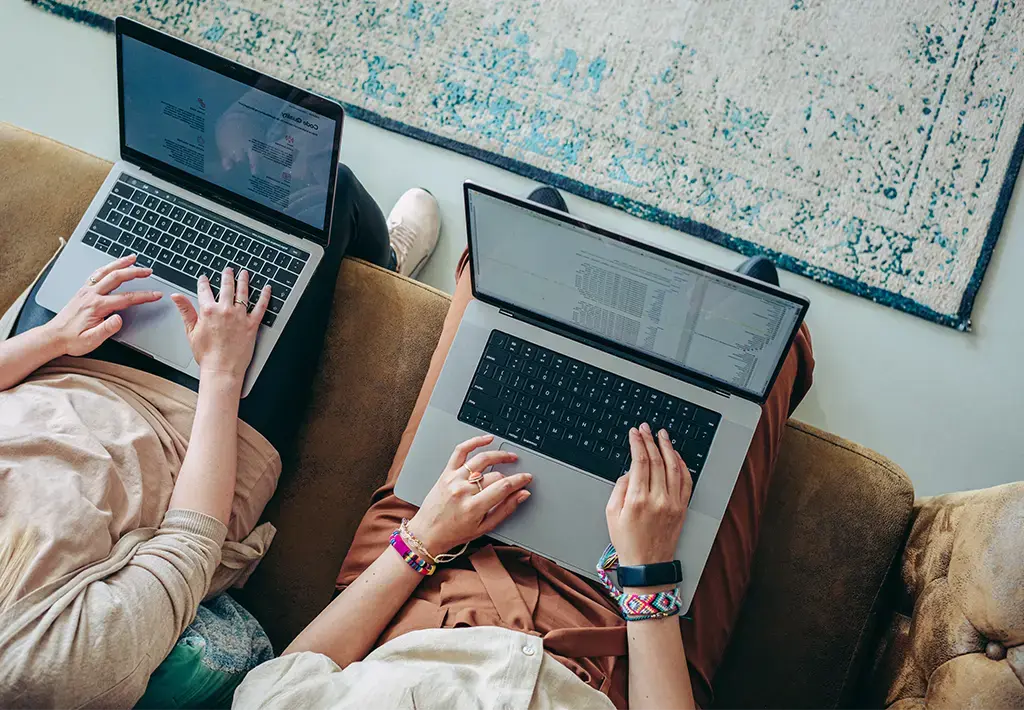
88, 277, 98, 286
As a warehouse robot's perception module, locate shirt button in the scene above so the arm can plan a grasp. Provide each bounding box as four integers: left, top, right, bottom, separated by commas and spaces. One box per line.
522, 644, 536, 656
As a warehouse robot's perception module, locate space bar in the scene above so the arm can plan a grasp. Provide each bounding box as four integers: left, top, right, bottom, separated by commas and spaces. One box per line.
151, 262, 198, 294
539, 440, 620, 483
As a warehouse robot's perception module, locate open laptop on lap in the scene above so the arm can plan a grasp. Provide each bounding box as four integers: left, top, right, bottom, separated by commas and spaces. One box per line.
35, 17, 344, 397
396, 183, 809, 612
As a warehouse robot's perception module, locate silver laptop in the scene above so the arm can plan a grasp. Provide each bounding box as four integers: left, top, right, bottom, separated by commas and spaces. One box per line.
36, 17, 344, 397
396, 183, 809, 612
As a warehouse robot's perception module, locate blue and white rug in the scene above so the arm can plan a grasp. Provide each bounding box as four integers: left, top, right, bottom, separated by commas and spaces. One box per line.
32, 0, 1024, 330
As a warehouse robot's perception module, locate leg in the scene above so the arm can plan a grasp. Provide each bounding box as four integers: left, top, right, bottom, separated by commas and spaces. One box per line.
237, 164, 393, 452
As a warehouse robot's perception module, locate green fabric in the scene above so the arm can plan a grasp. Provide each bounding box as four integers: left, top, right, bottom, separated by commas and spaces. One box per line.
136, 594, 273, 709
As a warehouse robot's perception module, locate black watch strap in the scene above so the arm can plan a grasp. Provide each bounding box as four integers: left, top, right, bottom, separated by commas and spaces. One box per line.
616, 560, 683, 588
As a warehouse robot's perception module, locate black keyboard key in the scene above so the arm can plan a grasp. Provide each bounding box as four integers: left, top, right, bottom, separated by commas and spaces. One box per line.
130, 204, 146, 219
197, 251, 213, 266
263, 247, 279, 263
131, 236, 147, 252
543, 439, 618, 482
185, 245, 200, 260
268, 297, 284, 314
222, 245, 237, 260
274, 251, 291, 268
234, 253, 251, 268
289, 257, 305, 273
276, 269, 297, 287
196, 217, 212, 233
158, 233, 174, 248
172, 239, 188, 254
677, 402, 696, 420
158, 248, 174, 264
144, 195, 159, 209
169, 222, 184, 237
212, 256, 227, 271
82, 231, 98, 246
121, 217, 137, 232
249, 273, 267, 290
223, 229, 238, 244
144, 242, 160, 258
209, 224, 224, 238
151, 261, 198, 293
249, 256, 265, 272
236, 235, 251, 251
156, 201, 171, 216
195, 234, 211, 248
111, 182, 134, 199
136, 254, 153, 268
522, 430, 543, 448
116, 230, 134, 247
261, 312, 276, 327
694, 409, 720, 430
208, 239, 224, 255
260, 262, 277, 279
184, 260, 200, 276
466, 391, 500, 414
183, 227, 198, 243
171, 254, 187, 271
507, 425, 524, 441
91, 219, 121, 240
142, 210, 158, 226
183, 212, 198, 227
171, 207, 186, 221
471, 377, 501, 397
249, 243, 264, 258
610, 447, 627, 469
274, 283, 291, 301
96, 235, 115, 251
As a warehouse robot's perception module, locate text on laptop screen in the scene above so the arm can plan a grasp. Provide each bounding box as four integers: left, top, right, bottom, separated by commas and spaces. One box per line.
121, 36, 336, 230
469, 191, 804, 399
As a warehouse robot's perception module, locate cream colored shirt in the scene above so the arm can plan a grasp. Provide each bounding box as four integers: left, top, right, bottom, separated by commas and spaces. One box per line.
233, 626, 616, 710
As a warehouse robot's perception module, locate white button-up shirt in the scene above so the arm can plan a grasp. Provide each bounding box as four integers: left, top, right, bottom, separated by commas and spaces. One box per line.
233, 626, 615, 709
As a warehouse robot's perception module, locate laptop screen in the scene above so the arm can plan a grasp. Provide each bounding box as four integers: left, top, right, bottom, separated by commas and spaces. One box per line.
467, 187, 808, 401
120, 33, 338, 233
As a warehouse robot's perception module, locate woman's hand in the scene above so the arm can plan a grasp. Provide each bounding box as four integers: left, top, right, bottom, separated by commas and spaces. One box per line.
606, 423, 692, 568
170, 268, 270, 383
44, 254, 163, 356
406, 434, 533, 554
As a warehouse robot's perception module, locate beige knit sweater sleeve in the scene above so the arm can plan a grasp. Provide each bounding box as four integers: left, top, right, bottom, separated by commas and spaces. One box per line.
0, 509, 228, 709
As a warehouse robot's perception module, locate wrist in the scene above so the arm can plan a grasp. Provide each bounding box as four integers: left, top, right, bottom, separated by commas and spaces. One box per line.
37, 322, 70, 358
198, 367, 245, 391
405, 516, 448, 556
623, 582, 678, 594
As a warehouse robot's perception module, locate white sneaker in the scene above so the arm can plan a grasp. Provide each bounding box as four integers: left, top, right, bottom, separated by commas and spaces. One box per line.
387, 188, 440, 278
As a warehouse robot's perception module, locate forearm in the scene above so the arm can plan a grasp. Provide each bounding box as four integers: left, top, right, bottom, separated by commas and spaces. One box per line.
168, 372, 242, 524
0, 324, 64, 391
626, 587, 696, 710
284, 546, 422, 667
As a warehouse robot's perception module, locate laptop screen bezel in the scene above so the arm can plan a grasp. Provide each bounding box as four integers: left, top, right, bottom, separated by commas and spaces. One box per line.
115, 16, 344, 246
463, 181, 810, 405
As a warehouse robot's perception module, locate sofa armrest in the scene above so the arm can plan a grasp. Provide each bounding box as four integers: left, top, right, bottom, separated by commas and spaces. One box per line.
868, 482, 1024, 708
0, 122, 111, 312
713, 420, 914, 709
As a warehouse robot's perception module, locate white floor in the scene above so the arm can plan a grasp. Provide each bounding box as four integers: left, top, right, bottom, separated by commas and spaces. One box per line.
2, 2, 1021, 496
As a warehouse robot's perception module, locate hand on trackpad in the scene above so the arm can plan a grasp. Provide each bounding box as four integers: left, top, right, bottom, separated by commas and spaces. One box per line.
117, 283, 194, 367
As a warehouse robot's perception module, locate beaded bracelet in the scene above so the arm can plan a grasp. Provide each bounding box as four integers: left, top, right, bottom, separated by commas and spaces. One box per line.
389, 529, 437, 576
596, 544, 682, 622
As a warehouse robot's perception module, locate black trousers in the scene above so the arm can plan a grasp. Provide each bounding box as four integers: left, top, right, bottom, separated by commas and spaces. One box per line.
12, 165, 394, 453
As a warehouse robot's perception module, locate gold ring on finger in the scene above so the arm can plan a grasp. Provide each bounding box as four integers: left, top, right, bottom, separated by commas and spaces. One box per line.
88, 277, 98, 286
234, 298, 246, 307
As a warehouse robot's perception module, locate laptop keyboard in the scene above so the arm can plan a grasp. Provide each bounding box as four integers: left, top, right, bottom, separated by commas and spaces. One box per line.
458, 330, 721, 485
83, 174, 311, 327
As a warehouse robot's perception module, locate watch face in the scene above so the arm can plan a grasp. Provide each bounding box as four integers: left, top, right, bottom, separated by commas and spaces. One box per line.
617, 560, 683, 587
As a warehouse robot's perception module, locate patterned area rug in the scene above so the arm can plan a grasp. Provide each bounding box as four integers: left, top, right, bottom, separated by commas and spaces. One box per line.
31, 0, 1024, 330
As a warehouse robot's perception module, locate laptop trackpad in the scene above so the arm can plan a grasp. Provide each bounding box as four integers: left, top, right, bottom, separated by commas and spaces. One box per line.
115, 280, 194, 367
488, 443, 614, 571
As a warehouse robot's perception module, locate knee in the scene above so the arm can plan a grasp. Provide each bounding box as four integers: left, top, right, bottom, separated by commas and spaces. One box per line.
336, 163, 357, 195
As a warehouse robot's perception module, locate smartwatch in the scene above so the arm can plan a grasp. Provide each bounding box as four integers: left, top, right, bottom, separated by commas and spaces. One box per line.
615, 560, 683, 588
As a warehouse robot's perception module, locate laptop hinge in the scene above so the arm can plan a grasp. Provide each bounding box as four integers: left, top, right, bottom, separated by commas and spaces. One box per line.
498, 309, 732, 399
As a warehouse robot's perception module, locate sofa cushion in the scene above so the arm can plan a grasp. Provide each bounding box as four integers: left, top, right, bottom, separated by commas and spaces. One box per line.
712, 421, 914, 709
871, 482, 1024, 709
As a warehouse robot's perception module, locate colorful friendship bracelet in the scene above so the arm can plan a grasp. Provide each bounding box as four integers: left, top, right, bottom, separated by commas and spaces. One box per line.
390, 529, 437, 576
597, 544, 682, 622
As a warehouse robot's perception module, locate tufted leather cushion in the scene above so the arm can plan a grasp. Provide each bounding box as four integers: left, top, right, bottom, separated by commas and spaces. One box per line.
875, 482, 1024, 708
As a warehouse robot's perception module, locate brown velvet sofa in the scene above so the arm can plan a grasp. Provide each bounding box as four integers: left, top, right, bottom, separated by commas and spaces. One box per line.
2, 122, 1020, 708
